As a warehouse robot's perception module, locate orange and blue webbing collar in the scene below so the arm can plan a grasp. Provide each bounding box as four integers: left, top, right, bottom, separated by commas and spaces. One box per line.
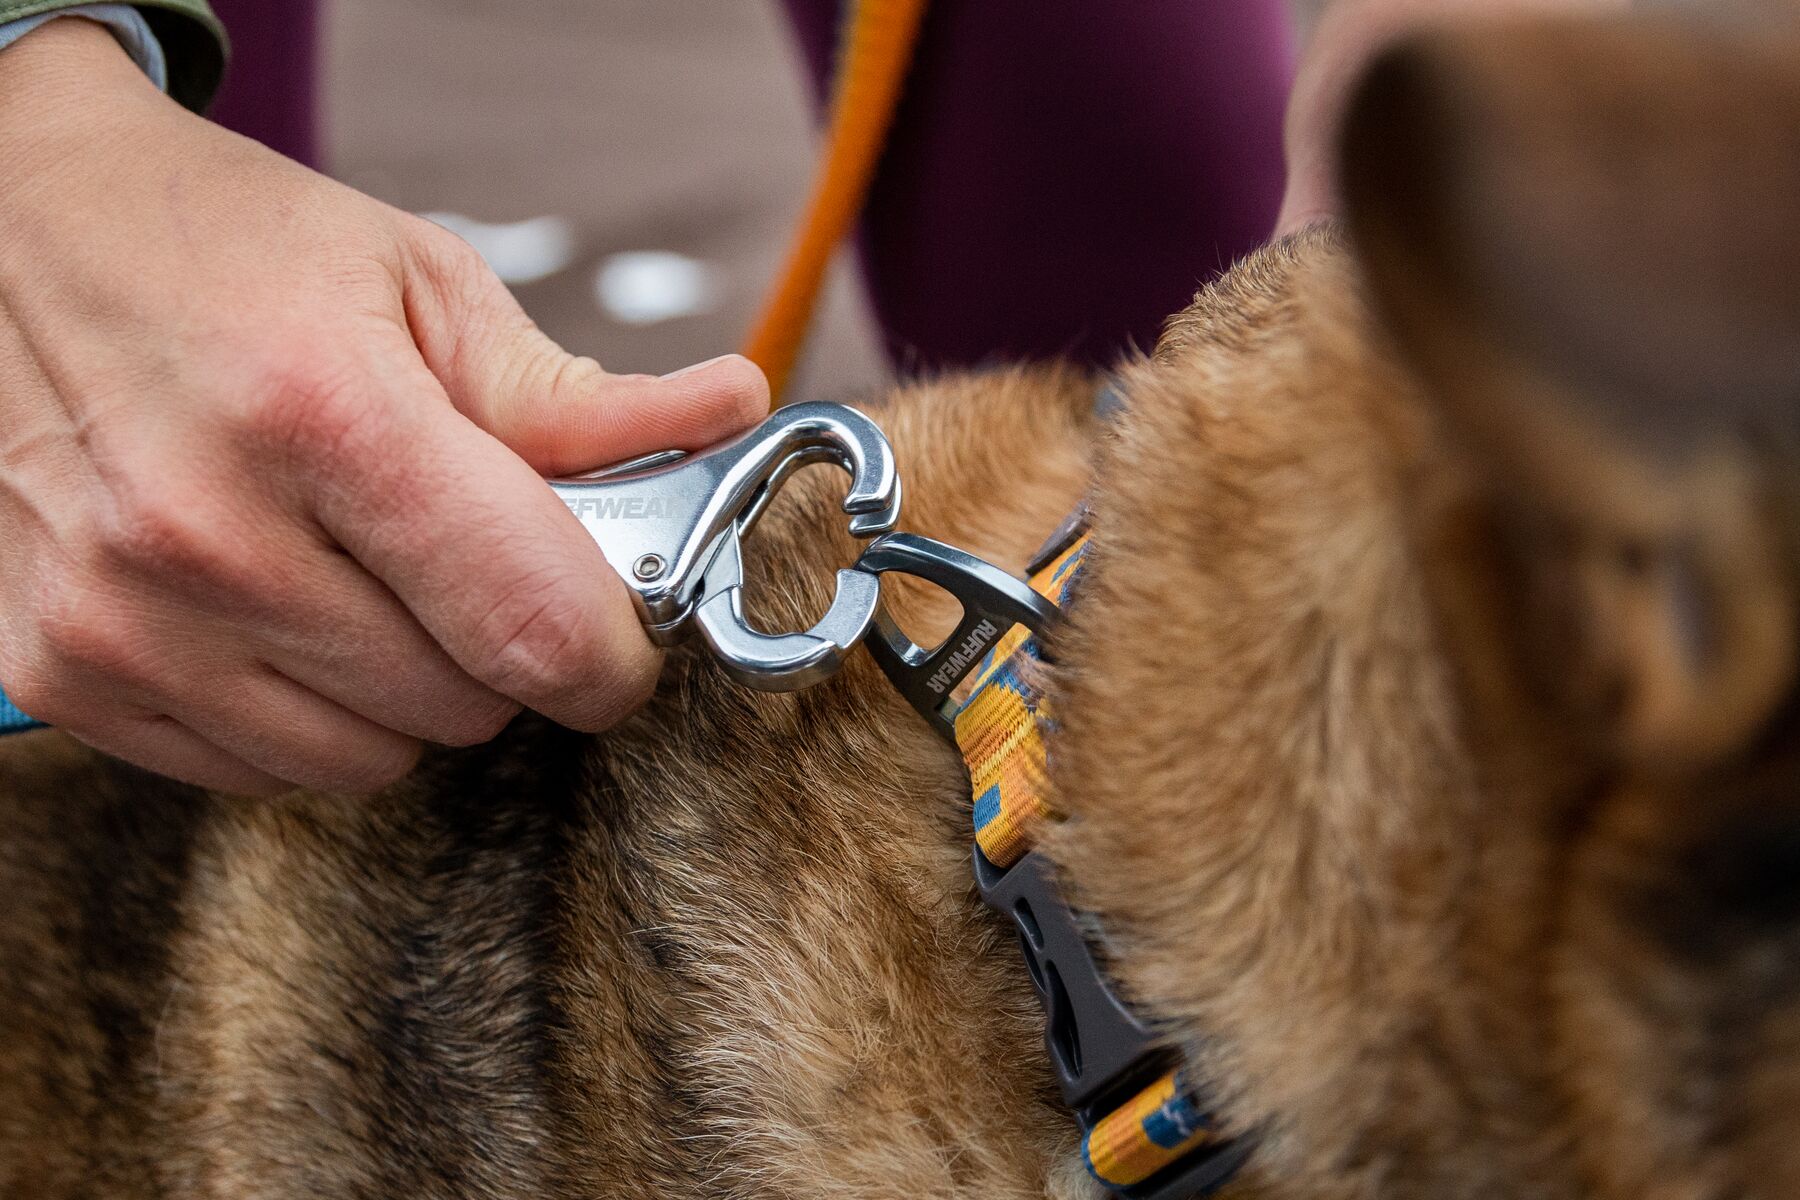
858, 518, 1251, 1199
954, 532, 1087, 869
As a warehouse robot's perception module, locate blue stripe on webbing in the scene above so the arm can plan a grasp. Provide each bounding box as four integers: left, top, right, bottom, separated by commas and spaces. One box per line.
972, 783, 1003, 834
1143, 1088, 1207, 1149
0, 688, 43, 736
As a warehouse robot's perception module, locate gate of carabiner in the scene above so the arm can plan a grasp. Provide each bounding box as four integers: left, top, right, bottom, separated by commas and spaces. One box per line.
549, 402, 902, 692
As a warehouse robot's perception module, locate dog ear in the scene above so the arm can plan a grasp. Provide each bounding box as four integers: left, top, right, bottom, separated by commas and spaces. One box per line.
1339, 15, 1800, 774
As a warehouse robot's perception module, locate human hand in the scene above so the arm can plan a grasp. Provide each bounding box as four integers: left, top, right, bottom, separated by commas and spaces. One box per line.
1275, 0, 1631, 236
0, 19, 768, 795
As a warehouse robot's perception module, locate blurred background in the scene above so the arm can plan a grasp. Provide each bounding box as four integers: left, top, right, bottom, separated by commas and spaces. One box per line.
325, 0, 890, 403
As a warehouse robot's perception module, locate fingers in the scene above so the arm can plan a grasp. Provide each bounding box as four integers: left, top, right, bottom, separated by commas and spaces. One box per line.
4, 565, 476, 794
0, 445, 513, 788
66, 708, 293, 797
157, 664, 425, 793
486, 353, 771, 477
401, 223, 768, 475
298, 351, 663, 731
8, 618, 427, 794
250, 543, 522, 747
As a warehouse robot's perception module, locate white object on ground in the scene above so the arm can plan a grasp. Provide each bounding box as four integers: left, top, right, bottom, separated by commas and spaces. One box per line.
419, 212, 579, 285
594, 251, 724, 326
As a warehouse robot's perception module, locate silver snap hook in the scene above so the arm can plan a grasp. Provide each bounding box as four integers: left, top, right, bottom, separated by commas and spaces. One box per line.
690, 529, 884, 692
548, 402, 902, 683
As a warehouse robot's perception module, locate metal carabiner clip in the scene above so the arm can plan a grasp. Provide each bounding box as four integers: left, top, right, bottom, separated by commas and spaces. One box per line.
548, 402, 902, 692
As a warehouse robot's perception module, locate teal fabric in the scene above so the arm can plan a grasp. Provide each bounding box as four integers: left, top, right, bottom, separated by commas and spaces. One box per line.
0, 688, 42, 735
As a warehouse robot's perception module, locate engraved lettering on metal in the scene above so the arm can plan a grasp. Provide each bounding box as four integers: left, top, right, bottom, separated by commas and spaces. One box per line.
925, 618, 1000, 694
854, 533, 1057, 739
561, 496, 679, 521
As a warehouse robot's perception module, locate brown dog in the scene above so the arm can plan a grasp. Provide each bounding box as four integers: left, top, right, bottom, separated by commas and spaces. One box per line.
4, 10, 1800, 1199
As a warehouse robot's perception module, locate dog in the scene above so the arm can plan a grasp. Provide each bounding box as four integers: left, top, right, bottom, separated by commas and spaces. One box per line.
5, 9, 1800, 1199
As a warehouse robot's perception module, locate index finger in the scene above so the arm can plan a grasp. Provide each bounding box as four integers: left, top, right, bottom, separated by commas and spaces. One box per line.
291, 362, 662, 731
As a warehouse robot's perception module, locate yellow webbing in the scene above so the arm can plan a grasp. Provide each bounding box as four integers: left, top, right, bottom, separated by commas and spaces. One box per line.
743, 0, 930, 405
1083, 1068, 1219, 1189
953, 534, 1089, 869
950, 532, 1222, 1191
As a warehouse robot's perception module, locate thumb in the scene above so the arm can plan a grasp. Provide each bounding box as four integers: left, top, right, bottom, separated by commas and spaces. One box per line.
403, 225, 769, 475
478, 349, 770, 477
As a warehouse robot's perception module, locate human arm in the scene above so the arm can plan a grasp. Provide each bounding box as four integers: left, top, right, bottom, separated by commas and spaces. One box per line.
0, 18, 767, 793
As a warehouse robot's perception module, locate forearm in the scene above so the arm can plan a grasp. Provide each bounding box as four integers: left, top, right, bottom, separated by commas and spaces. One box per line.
1277, 0, 1630, 233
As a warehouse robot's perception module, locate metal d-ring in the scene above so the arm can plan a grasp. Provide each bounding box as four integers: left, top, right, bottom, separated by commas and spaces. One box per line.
854, 533, 1060, 740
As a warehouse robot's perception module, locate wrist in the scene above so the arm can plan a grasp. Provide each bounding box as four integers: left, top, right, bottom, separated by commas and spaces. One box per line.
0, 18, 166, 201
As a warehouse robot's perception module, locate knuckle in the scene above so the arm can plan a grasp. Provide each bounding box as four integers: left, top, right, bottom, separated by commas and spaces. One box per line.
469, 583, 594, 702
411, 221, 492, 299
36, 599, 150, 685
550, 353, 605, 398
101, 489, 237, 585
243, 358, 381, 467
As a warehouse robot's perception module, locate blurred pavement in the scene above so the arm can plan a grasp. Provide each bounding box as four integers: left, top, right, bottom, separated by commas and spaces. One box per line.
324, 0, 890, 403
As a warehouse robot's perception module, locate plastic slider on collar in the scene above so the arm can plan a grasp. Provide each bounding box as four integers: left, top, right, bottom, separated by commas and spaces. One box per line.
550, 402, 901, 692
976, 848, 1251, 1198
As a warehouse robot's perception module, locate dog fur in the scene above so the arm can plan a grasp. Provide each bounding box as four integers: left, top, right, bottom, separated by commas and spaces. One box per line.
5, 10, 1800, 1200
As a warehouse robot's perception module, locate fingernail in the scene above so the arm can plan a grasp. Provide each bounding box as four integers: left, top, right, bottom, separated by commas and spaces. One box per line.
659, 354, 738, 382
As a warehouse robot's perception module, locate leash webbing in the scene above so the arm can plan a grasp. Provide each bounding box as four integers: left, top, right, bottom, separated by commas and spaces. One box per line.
742, 0, 929, 404
948, 534, 1228, 1193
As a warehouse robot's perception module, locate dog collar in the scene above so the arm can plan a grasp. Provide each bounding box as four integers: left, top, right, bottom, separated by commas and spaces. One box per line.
856, 517, 1252, 1199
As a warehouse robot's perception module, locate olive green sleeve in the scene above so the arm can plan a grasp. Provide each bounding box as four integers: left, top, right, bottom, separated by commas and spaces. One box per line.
0, 0, 226, 112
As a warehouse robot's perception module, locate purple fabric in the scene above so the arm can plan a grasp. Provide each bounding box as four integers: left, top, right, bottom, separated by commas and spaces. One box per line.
187, 1, 1294, 368
781, 0, 1295, 371
203, 0, 320, 168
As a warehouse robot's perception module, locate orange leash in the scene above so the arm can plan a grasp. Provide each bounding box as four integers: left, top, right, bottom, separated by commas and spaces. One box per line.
743, 0, 929, 406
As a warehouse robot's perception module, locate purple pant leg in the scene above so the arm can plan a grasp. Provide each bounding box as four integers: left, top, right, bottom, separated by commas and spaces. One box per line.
780, 0, 1295, 371
204, 0, 321, 168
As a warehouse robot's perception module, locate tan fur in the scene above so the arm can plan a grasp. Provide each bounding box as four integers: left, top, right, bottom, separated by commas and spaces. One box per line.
0, 367, 1102, 1200
6, 10, 1800, 1199
1050, 16, 1800, 1198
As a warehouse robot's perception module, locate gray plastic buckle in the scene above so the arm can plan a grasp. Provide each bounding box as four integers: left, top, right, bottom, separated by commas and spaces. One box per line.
974, 849, 1251, 1199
